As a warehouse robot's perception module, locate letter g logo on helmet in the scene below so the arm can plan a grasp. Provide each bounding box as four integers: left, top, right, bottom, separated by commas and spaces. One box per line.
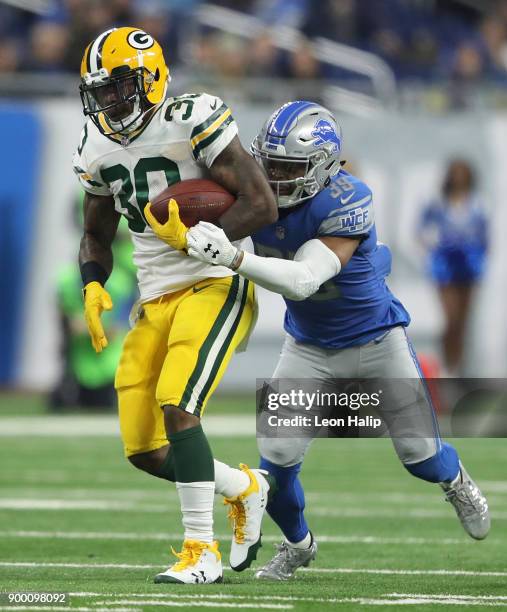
127, 30, 155, 50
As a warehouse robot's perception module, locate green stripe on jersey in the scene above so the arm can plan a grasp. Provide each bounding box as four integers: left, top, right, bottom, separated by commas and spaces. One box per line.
192, 114, 234, 160
190, 102, 228, 141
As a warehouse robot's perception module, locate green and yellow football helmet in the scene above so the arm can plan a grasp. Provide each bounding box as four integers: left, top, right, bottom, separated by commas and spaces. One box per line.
80, 27, 170, 136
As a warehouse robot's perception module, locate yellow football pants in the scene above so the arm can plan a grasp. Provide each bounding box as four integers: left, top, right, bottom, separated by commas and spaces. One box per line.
115, 275, 254, 457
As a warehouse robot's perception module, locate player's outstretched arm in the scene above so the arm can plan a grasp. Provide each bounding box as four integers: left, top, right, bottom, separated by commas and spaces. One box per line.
187, 223, 359, 301
79, 192, 121, 352
209, 136, 278, 241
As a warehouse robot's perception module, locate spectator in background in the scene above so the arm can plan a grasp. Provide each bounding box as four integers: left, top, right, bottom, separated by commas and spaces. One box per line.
208, 32, 248, 79
418, 160, 488, 377
446, 42, 484, 109
478, 14, 507, 78
255, 0, 309, 30
131, 0, 179, 65
0, 5, 36, 40
302, 0, 360, 45
191, 31, 248, 80
288, 37, 321, 80
2, 0, 507, 86
63, 0, 124, 72
247, 30, 281, 77
0, 40, 21, 73
22, 21, 69, 72
211, 0, 259, 15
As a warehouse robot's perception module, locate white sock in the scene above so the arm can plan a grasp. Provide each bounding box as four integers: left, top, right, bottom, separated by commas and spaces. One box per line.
214, 460, 250, 498
287, 532, 312, 549
176, 481, 215, 543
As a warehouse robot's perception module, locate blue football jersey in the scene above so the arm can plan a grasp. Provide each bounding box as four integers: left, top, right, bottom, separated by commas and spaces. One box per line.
252, 170, 410, 349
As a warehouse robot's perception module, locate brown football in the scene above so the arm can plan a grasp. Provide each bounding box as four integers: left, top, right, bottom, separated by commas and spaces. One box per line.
149, 179, 235, 227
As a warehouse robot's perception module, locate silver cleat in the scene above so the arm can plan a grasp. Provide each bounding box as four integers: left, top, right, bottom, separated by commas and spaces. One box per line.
255, 536, 317, 581
441, 462, 490, 540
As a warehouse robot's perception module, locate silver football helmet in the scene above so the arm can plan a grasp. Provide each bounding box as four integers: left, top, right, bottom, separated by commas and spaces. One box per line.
251, 101, 343, 208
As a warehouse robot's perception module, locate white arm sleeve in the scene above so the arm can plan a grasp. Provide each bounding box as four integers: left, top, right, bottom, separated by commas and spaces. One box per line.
237, 239, 341, 301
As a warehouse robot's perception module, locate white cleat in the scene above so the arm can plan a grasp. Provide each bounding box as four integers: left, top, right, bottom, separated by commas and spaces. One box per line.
154, 539, 223, 584
441, 462, 490, 540
224, 463, 270, 572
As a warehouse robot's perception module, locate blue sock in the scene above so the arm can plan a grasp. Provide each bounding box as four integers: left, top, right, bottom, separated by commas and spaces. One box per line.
404, 442, 460, 483
259, 457, 309, 543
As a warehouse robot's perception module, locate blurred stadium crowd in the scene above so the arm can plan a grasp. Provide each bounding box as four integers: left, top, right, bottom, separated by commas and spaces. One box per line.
2, 0, 507, 85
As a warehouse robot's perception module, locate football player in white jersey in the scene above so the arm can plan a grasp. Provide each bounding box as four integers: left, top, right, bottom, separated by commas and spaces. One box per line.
74, 27, 277, 584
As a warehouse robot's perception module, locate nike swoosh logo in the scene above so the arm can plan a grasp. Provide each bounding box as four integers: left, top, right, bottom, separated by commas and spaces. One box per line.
193, 284, 214, 293
210, 100, 218, 110
340, 192, 355, 204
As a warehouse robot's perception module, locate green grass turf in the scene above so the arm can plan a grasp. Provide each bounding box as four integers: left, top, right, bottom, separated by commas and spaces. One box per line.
0, 410, 506, 611
0, 392, 254, 417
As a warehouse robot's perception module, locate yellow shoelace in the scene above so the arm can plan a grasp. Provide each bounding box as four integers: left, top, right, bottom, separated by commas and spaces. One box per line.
224, 497, 246, 544
170, 540, 206, 572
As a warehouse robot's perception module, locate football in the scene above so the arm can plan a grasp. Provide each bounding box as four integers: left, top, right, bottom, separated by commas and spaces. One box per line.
149, 179, 235, 227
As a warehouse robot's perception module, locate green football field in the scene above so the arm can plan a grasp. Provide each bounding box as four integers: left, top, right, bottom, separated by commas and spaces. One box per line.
0, 398, 506, 611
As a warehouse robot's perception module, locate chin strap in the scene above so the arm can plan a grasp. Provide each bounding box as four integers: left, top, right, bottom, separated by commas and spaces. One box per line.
96, 103, 159, 143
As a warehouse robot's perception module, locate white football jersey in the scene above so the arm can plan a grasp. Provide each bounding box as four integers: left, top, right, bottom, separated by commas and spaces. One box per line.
73, 92, 241, 302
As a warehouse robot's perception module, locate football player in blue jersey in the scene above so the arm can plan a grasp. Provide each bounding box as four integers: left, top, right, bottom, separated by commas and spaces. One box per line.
186, 101, 490, 580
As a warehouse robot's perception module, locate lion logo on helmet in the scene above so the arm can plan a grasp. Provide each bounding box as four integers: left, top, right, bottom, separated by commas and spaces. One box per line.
311, 119, 341, 153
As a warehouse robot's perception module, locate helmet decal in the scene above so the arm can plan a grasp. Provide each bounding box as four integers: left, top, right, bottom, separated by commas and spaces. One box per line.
311, 119, 341, 153
127, 30, 155, 50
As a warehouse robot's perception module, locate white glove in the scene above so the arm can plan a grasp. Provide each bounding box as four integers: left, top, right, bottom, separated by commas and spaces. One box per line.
187, 221, 238, 268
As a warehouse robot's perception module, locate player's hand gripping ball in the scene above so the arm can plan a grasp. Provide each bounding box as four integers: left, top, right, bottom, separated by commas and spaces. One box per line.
145, 179, 235, 251
187, 222, 238, 267
144, 198, 189, 251
83, 281, 113, 353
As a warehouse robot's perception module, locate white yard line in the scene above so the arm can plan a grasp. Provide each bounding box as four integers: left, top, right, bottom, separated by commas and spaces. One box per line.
342, 598, 507, 606
0, 530, 471, 546
0, 499, 170, 512
6, 595, 505, 609
480, 481, 507, 493
0, 416, 255, 437
388, 594, 507, 601
0, 488, 177, 500
307, 490, 507, 502
72, 592, 507, 604
3, 487, 505, 507
96, 601, 291, 610
51, 593, 507, 610
0, 608, 135, 612
309, 506, 507, 520
3, 498, 506, 520
2, 561, 506, 577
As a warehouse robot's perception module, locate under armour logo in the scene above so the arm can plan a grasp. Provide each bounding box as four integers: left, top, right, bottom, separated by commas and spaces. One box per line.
204, 243, 220, 259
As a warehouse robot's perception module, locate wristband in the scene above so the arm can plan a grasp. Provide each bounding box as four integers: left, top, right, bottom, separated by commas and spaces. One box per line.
229, 249, 244, 271
80, 261, 108, 287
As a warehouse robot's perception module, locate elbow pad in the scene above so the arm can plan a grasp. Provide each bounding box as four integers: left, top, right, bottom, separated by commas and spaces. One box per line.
284, 264, 320, 301
237, 239, 341, 301
289, 239, 341, 300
